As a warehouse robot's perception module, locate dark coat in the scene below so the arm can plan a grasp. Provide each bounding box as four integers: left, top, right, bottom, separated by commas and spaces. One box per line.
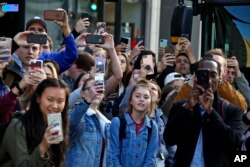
164, 92, 246, 167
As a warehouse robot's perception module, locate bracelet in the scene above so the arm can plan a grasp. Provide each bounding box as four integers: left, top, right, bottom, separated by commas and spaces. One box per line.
15, 82, 24, 95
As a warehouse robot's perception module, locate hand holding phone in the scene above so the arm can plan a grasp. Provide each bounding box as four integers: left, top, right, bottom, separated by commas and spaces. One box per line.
0, 37, 12, 58
47, 113, 63, 142
96, 22, 106, 34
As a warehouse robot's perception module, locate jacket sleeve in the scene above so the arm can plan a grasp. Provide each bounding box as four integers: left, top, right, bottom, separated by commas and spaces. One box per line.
109, 117, 122, 167
38, 34, 78, 73
2, 119, 49, 167
235, 73, 250, 107
218, 80, 247, 112
202, 104, 246, 149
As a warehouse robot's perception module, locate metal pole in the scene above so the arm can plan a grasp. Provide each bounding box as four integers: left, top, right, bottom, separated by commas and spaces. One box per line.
114, 0, 122, 45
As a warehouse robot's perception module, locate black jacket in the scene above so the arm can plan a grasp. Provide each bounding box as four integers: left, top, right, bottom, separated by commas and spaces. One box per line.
164, 92, 246, 167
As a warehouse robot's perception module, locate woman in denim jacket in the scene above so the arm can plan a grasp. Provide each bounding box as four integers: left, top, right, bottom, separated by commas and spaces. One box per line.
66, 77, 112, 167
110, 79, 158, 167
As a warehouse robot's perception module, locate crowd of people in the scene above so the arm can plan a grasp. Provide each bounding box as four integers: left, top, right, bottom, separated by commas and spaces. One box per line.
1, 7, 250, 167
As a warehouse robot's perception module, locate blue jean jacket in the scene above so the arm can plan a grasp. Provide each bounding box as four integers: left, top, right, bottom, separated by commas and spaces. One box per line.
66, 101, 113, 167
110, 113, 158, 167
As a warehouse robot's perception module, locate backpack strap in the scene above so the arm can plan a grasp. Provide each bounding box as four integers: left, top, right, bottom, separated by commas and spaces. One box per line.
147, 119, 153, 143
118, 114, 127, 141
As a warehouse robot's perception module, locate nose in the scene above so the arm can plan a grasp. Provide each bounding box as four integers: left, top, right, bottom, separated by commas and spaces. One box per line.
51, 101, 58, 110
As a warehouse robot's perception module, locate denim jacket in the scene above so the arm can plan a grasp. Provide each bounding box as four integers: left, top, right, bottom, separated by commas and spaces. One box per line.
66, 101, 113, 167
110, 112, 158, 167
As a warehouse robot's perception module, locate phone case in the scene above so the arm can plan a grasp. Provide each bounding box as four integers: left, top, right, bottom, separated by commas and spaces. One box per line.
27, 34, 47, 44
81, 12, 90, 19
160, 39, 168, 47
44, 10, 64, 21
0, 37, 12, 58
120, 37, 130, 45
96, 22, 106, 33
136, 36, 144, 46
47, 113, 63, 142
142, 55, 154, 75
29, 60, 43, 71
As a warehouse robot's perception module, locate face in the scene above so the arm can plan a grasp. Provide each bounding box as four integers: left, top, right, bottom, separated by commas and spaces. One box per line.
41, 40, 51, 53
43, 66, 53, 78
198, 60, 220, 92
130, 86, 151, 113
81, 79, 97, 102
118, 54, 127, 73
93, 49, 106, 58
27, 22, 46, 34
212, 54, 226, 78
149, 82, 159, 103
38, 87, 66, 117
0, 61, 9, 77
174, 55, 190, 75
17, 44, 40, 66
225, 67, 235, 84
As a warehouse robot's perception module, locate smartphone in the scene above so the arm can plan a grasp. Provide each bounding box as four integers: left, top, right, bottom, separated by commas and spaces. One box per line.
86, 34, 104, 44
120, 37, 130, 45
142, 54, 154, 75
81, 12, 90, 19
1, 4, 19, 12
132, 69, 140, 79
27, 34, 47, 44
196, 68, 210, 90
47, 113, 63, 142
44, 10, 65, 21
96, 22, 106, 33
29, 59, 43, 71
160, 39, 168, 48
227, 50, 234, 58
0, 37, 12, 58
136, 36, 144, 46
181, 34, 190, 40
95, 57, 106, 90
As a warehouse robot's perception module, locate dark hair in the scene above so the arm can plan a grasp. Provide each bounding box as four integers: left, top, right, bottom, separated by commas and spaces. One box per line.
75, 52, 95, 71
21, 78, 70, 166
198, 57, 221, 75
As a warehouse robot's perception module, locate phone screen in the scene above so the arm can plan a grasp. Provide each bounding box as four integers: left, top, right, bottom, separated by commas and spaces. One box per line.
47, 113, 63, 142
96, 22, 106, 33
86, 35, 104, 44
1, 4, 19, 12
142, 54, 154, 75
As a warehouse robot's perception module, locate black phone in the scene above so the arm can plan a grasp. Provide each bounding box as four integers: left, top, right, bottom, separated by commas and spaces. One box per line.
120, 37, 129, 45
227, 50, 234, 58
136, 36, 144, 46
27, 34, 47, 44
81, 12, 90, 19
196, 69, 210, 90
86, 35, 104, 44
181, 34, 190, 40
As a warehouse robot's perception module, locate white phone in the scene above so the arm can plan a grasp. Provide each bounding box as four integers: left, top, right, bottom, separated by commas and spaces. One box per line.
47, 113, 63, 142
160, 39, 168, 48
